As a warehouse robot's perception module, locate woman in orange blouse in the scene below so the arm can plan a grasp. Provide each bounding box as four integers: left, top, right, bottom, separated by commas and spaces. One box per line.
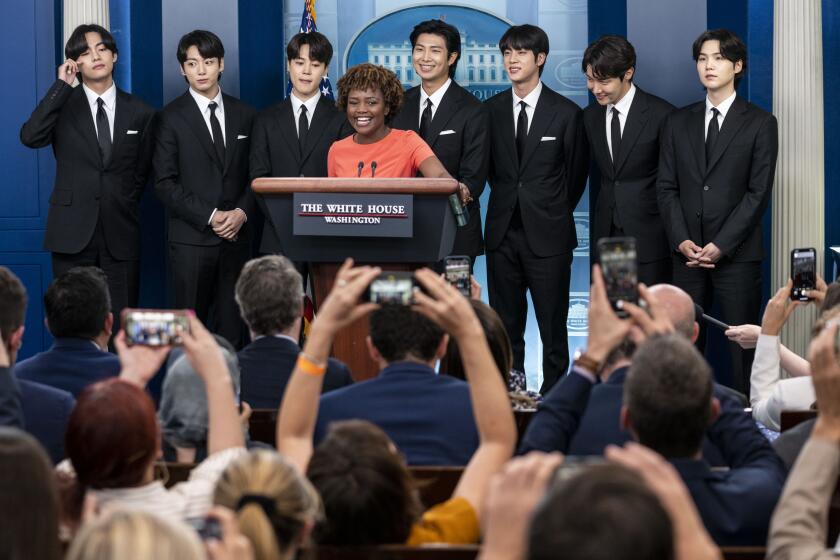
328, 63, 471, 203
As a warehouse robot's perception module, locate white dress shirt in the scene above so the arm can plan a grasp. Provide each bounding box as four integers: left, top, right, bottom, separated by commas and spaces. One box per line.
750, 333, 816, 431
704, 90, 736, 140
419, 78, 452, 125
82, 82, 116, 140
290, 91, 321, 136
605, 83, 636, 160
188, 87, 226, 146
513, 81, 543, 135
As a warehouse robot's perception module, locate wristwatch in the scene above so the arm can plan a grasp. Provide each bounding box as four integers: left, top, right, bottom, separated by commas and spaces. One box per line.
572, 348, 603, 374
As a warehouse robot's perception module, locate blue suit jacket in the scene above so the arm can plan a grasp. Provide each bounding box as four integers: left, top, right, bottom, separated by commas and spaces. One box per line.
238, 336, 353, 409
19, 378, 75, 464
315, 362, 479, 466
14, 338, 120, 397
0, 366, 23, 428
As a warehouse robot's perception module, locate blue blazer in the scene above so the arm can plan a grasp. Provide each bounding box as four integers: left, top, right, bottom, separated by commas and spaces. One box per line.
315, 362, 479, 466
0, 366, 23, 429
14, 338, 120, 397
238, 336, 353, 409
19, 379, 75, 464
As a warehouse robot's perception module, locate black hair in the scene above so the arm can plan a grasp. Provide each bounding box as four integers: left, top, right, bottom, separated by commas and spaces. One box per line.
369, 305, 444, 363
691, 28, 747, 86
409, 19, 461, 78
581, 35, 636, 81
65, 24, 118, 61
177, 29, 225, 65
499, 24, 549, 76
286, 31, 334, 66
44, 267, 111, 340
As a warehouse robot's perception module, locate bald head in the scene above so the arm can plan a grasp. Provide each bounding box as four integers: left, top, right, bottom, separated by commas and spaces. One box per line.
648, 284, 697, 342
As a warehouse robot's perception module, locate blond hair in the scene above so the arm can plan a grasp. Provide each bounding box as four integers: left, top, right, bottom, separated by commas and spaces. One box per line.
66, 510, 203, 560
214, 450, 322, 560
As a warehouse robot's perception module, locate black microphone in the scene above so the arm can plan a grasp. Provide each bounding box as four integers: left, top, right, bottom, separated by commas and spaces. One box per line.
356, 161, 364, 177
370, 161, 377, 178
694, 303, 730, 331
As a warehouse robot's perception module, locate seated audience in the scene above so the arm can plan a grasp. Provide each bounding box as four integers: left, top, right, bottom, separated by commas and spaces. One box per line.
58, 317, 246, 527
19, 378, 74, 463
15, 267, 120, 396
277, 262, 516, 545
214, 449, 321, 560
314, 302, 479, 466
767, 320, 840, 559
235, 256, 352, 409
0, 267, 25, 428
0, 427, 62, 560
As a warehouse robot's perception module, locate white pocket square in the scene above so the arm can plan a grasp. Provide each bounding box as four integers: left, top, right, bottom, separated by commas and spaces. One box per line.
540, 136, 556, 141
439, 129, 456, 136
126, 130, 139, 135
237, 134, 248, 140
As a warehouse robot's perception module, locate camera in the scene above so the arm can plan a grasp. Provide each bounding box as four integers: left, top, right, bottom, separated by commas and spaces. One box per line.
365, 272, 417, 305
444, 256, 471, 297
597, 237, 639, 317
122, 309, 190, 346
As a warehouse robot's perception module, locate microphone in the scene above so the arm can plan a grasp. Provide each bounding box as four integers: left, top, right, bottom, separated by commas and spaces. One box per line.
694, 303, 730, 331
370, 161, 377, 178
356, 161, 364, 177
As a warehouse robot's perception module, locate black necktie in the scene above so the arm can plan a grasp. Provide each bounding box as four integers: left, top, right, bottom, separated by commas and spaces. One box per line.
610, 107, 621, 168
208, 101, 225, 167
419, 98, 433, 141
298, 104, 309, 153
516, 100, 528, 161
96, 98, 112, 165
706, 107, 720, 163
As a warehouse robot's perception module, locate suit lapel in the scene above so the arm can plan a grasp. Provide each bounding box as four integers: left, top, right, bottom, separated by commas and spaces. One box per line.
426, 85, 462, 147
108, 90, 135, 167
518, 88, 555, 171
590, 105, 613, 178
222, 94, 240, 175
706, 96, 748, 174
613, 89, 649, 174
399, 87, 421, 133
300, 95, 333, 165
277, 100, 302, 165
494, 90, 518, 170
68, 90, 102, 168
688, 103, 706, 176
179, 93, 222, 170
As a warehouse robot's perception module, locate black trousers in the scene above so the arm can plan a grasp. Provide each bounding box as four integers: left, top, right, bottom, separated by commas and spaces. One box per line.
487, 226, 572, 395
671, 256, 762, 395
51, 221, 139, 337
169, 240, 250, 349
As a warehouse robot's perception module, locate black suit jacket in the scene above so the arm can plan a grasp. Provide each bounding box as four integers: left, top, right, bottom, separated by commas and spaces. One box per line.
154, 92, 257, 246
237, 336, 353, 409
485, 85, 589, 257
391, 82, 490, 256
20, 80, 155, 259
657, 95, 778, 261
584, 87, 675, 263
250, 96, 352, 254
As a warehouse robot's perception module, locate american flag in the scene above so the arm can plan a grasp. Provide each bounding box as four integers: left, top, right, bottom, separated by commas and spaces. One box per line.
287, 0, 335, 99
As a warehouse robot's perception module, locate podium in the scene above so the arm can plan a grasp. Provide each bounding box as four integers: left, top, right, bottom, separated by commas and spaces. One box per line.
252, 178, 459, 379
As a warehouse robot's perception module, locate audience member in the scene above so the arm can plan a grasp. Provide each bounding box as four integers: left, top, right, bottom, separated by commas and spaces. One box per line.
214, 449, 321, 560
277, 261, 516, 545
0, 427, 62, 560
767, 319, 840, 559
235, 256, 352, 409
59, 316, 245, 527
0, 267, 24, 428
15, 267, 120, 397
314, 302, 479, 466
19, 376, 74, 463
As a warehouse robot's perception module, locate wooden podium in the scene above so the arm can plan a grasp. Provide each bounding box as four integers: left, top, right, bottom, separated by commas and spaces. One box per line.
252, 178, 459, 379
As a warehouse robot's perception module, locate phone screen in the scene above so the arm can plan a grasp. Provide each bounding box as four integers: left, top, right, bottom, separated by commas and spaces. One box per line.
597, 237, 639, 317
123, 309, 190, 346
367, 273, 416, 305
791, 248, 816, 301
444, 256, 471, 297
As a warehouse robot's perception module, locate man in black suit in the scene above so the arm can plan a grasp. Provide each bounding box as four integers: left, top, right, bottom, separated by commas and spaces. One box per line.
20, 24, 155, 325
657, 29, 778, 394
250, 31, 351, 256
235, 255, 352, 409
485, 25, 589, 394
154, 30, 256, 347
390, 19, 489, 263
582, 35, 674, 285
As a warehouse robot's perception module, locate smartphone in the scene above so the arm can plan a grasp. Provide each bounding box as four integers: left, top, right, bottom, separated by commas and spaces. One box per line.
365, 272, 417, 305
597, 237, 639, 318
790, 248, 817, 301
444, 256, 471, 297
554, 455, 608, 483
185, 517, 222, 541
122, 309, 190, 346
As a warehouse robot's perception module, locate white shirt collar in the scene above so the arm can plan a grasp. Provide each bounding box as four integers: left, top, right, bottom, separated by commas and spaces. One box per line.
420, 78, 452, 110
608, 83, 636, 116
189, 87, 224, 115
705, 91, 737, 119
513, 81, 543, 109
82, 82, 117, 110
290, 91, 321, 117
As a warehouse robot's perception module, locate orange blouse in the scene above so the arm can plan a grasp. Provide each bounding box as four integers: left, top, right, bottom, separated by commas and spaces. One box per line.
327, 129, 435, 178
